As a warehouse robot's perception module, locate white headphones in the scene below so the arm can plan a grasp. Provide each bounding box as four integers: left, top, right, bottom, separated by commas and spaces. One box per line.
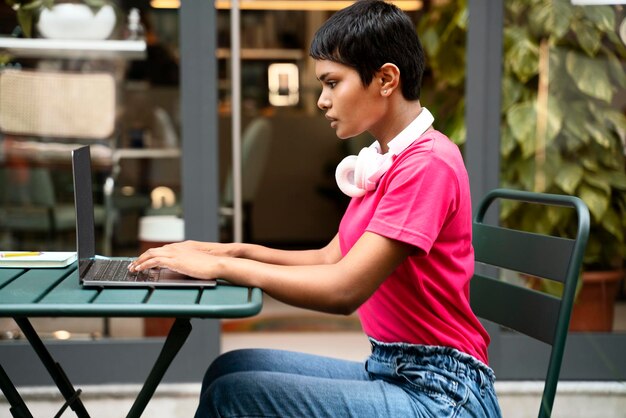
335, 107, 435, 197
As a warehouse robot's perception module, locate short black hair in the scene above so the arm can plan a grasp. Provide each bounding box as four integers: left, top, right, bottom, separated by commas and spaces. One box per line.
309, 0, 425, 100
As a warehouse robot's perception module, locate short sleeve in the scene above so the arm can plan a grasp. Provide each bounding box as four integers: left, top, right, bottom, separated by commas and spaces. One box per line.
366, 144, 459, 254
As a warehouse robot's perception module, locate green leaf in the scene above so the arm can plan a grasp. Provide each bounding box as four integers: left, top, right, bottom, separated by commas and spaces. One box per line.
562, 132, 586, 153
21, 0, 43, 11
551, 0, 574, 38
420, 28, 440, 58
609, 171, 626, 191
579, 183, 609, 221
500, 124, 517, 158
504, 1, 528, 22
603, 109, 626, 138
16, 8, 32, 37
580, 5, 614, 33
499, 199, 519, 222
446, 107, 466, 146
607, 52, 626, 89
545, 98, 564, 142
501, 75, 523, 112
571, 19, 602, 56
585, 171, 612, 195
561, 101, 589, 140
565, 51, 613, 103
433, 37, 465, 87
580, 153, 600, 172
454, 3, 468, 31
507, 101, 536, 148
601, 207, 624, 244
584, 121, 612, 148
518, 158, 537, 191
507, 38, 539, 83
504, 27, 539, 82
528, 0, 572, 40
545, 204, 570, 233
554, 162, 583, 195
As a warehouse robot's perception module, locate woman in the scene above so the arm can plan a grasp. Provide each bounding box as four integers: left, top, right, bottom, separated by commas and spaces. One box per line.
130, 1, 502, 416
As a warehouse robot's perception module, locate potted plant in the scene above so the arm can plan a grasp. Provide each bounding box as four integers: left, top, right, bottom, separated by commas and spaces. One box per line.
5, 0, 116, 39
419, 0, 626, 331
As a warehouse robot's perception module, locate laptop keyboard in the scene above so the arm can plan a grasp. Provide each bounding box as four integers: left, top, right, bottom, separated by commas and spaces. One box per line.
85, 259, 158, 282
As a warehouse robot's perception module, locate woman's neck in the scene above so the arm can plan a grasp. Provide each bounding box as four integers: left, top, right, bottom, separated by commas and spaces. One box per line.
373, 100, 425, 153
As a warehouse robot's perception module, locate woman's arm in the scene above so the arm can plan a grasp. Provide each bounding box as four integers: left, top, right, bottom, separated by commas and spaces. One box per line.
153, 234, 341, 266
129, 232, 413, 315
233, 234, 342, 265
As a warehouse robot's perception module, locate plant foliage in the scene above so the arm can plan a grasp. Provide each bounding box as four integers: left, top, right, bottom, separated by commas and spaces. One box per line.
500, 0, 626, 270
419, 0, 626, 270
417, 0, 468, 146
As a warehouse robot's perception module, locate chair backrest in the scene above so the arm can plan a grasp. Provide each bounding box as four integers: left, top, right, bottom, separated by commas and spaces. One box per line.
0, 167, 56, 207
470, 188, 589, 418
222, 117, 273, 204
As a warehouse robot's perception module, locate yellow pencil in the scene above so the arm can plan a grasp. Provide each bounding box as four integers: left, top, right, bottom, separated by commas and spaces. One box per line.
1, 252, 43, 258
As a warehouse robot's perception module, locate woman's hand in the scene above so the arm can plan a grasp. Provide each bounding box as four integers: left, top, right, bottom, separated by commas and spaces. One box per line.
128, 241, 226, 280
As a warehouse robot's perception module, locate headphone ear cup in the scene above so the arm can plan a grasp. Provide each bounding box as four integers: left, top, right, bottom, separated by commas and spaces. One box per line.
353, 147, 371, 190
364, 154, 392, 191
357, 147, 385, 192
335, 155, 366, 198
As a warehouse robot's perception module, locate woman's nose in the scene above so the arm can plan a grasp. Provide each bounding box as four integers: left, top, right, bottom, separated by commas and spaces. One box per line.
317, 93, 330, 110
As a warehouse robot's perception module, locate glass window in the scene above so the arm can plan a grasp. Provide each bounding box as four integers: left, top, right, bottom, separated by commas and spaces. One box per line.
500, 0, 626, 335
0, 2, 181, 341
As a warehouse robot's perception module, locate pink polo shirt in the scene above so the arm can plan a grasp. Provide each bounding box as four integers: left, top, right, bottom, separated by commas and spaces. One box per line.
338, 130, 490, 364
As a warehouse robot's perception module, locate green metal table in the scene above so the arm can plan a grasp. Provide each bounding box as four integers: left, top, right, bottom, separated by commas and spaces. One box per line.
0, 263, 263, 418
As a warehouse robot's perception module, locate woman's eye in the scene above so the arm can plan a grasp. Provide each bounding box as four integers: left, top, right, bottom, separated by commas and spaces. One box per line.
327, 81, 337, 89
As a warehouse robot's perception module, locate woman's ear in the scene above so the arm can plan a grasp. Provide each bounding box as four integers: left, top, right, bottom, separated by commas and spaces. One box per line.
378, 63, 400, 96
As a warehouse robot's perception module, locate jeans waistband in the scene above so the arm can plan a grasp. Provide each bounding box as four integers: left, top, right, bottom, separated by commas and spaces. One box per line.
367, 338, 496, 385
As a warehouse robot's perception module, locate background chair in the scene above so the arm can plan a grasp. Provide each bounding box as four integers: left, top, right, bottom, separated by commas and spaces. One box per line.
141, 116, 272, 243
0, 69, 115, 251
470, 188, 590, 418
220, 117, 273, 242
0, 166, 77, 249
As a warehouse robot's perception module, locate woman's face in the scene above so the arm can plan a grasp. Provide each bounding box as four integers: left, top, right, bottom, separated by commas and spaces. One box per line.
315, 60, 386, 140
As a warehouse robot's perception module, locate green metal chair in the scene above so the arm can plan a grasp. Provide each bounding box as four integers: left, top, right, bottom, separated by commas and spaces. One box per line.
470, 188, 590, 418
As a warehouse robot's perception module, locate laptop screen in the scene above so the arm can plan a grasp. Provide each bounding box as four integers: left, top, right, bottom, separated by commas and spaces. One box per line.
71, 146, 97, 277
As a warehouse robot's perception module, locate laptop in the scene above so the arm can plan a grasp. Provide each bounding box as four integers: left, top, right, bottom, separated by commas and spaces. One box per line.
72, 145, 216, 288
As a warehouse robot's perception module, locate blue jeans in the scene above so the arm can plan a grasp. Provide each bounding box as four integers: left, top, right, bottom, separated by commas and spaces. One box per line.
194, 339, 502, 417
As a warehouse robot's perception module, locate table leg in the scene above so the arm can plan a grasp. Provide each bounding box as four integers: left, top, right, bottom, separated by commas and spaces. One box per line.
126, 317, 192, 418
13, 317, 90, 418
0, 363, 34, 418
